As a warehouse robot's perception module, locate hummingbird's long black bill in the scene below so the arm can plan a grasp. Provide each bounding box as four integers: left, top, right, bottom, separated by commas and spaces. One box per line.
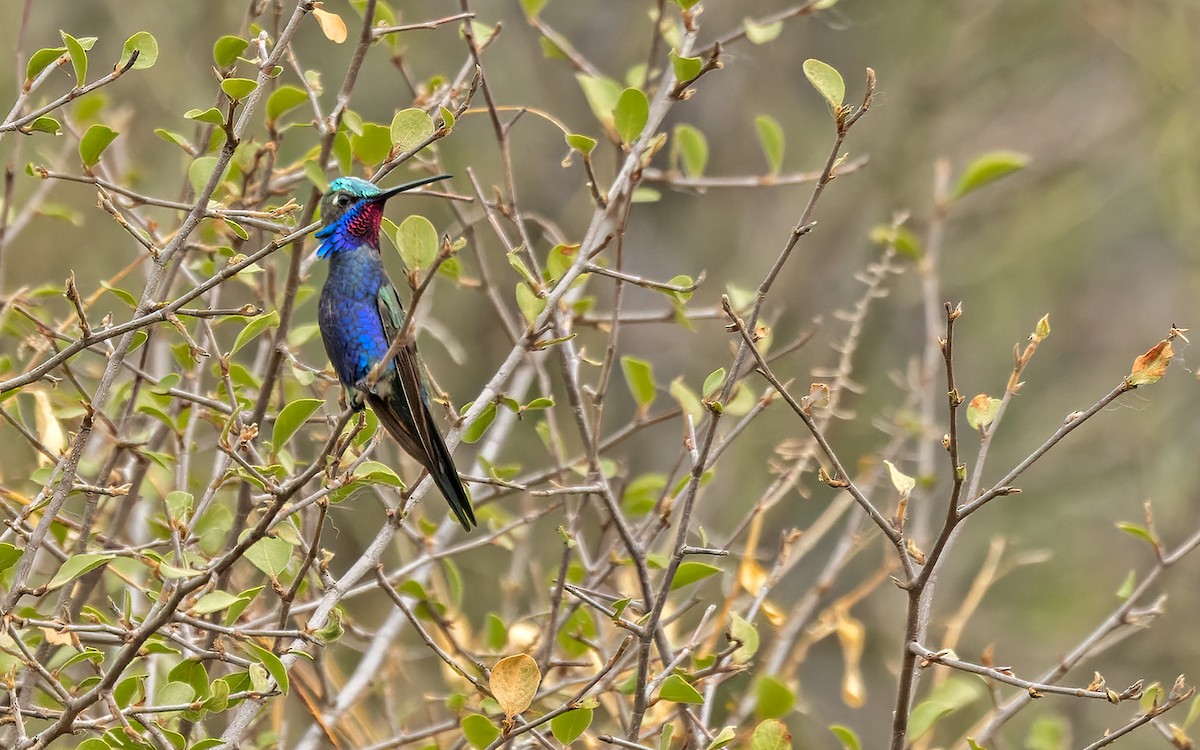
373, 173, 452, 202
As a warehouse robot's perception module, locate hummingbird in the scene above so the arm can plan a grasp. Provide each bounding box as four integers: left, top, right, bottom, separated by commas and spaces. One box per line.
315, 174, 476, 531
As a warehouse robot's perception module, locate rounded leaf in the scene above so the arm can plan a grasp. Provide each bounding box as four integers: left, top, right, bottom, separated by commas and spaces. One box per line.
390, 108, 435, 151
120, 31, 158, 70
220, 77, 258, 101
79, 124, 118, 168
395, 214, 438, 271
213, 35, 248, 68
273, 398, 324, 449
613, 87, 649, 143
266, 85, 309, 123
491, 653, 541, 719
551, 708, 593, 745
802, 58, 845, 112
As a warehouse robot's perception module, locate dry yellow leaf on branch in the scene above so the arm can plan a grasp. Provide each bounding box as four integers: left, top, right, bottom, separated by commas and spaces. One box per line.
491, 654, 541, 720
312, 6, 347, 44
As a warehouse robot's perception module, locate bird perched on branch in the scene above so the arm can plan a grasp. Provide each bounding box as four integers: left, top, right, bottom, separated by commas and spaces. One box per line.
315, 174, 475, 531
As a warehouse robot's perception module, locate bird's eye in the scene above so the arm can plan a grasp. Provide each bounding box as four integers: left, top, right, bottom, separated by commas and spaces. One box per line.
336, 194, 352, 206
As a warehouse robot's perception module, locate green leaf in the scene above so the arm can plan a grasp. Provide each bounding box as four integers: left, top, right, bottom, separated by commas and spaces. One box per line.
46, 553, 115, 591
188, 155, 231, 196
350, 122, 391, 165
192, 590, 242, 615
744, 19, 784, 44
953, 151, 1029, 200
706, 727, 737, 750
0, 543, 22, 574
613, 87, 649, 143
576, 74, 621, 130
551, 708, 593, 745
659, 723, 675, 750
185, 107, 225, 126
670, 51, 702, 82
243, 534, 293, 578
1115, 569, 1136, 600
755, 115, 784, 175
462, 714, 501, 750
60, 31, 87, 85
750, 719, 792, 750
485, 614, 508, 651
730, 613, 759, 664
77, 740, 111, 750
659, 674, 703, 704
213, 35, 248, 67
273, 398, 323, 449
669, 378, 704, 422
671, 561, 720, 590
1025, 714, 1067, 750
620, 356, 656, 412
230, 309, 279, 355
156, 680, 195, 709
829, 725, 860, 750
802, 58, 845, 112
27, 116, 61, 135
396, 214, 439, 271
515, 283, 546, 325
673, 124, 708, 178
266, 85, 308, 123
79, 124, 119, 168
353, 460, 405, 488
461, 402, 497, 444
565, 132, 597, 155
120, 31, 158, 70
390, 108, 435, 151
674, 0, 701, 8
702, 368, 726, 398
1115, 522, 1156, 546
220, 77, 258, 101
520, 0, 548, 17
622, 474, 667, 516
154, 128, 191, 151
908, 677, 981, 740
755, 675, 794, 719
245, 641, 289, 695
165, 490, 193, 523
26, 47, 66, 83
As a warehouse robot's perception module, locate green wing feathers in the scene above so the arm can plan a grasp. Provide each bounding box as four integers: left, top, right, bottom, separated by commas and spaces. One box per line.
370, 285, 476, 531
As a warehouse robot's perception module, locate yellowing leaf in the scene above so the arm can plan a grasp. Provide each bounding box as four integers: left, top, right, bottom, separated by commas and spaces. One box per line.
883, 460, 914, 498
491, 653, 541, 719
836, 612, 866, 708
1128, 339, 1173, 386
750, 719, 793, 750
312, 7, 348, 43
32, 390, 65, 466
966, 394, 1001, 430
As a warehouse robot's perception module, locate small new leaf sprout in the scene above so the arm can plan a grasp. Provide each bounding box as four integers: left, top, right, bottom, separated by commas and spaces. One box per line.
966, 394, 1001, 431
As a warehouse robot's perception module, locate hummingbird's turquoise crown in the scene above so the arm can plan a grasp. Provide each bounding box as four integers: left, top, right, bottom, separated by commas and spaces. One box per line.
327, 176, 381, 198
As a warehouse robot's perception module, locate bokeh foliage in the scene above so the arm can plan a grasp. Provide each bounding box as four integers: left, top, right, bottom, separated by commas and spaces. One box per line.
0, 1, 1198, 749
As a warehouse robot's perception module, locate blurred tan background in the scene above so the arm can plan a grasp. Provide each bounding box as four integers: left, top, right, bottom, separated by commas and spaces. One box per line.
2, 0, 1199, 746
